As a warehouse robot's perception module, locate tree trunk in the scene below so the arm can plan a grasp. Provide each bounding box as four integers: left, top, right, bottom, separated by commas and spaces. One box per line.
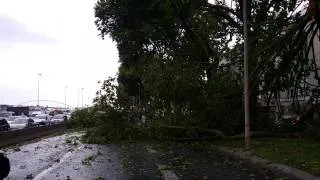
250, 87, 259, 130
309, 0, 317, 18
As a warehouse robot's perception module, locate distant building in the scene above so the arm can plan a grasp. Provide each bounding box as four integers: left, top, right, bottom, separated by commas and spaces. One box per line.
270, 21, 320, 115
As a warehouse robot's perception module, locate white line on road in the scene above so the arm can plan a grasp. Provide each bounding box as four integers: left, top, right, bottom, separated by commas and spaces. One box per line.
161, 170, 179, 180
33, 145, 84, 180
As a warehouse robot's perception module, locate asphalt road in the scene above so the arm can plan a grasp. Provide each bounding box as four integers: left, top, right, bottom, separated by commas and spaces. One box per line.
2, 132, 289, 180
3, 132, 129, 180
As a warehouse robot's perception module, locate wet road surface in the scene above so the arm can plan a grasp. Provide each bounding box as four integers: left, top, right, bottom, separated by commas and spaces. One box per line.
119, 142, 291, 180
3, 132, 290, 180
4, 132, 129, 180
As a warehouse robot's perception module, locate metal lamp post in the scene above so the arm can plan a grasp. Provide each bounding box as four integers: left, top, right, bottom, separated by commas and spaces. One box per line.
243, 0, 250, 149
37, 73, 42, 107
64, 86, 68, 109
77, 89, 80, 108
81, 88, 84, 108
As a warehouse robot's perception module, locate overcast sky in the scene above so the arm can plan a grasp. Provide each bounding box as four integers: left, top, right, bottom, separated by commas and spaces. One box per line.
0, 0, 119, 107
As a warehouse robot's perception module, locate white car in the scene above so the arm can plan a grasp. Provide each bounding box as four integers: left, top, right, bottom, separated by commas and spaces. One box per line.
0, 111, 14, 122
7, 116, 21, 123
30, 111, 42, 117
50, 114, 67, 124
33, 114, 51, 126
9, 117, 35, 130
63, 113, 71, 120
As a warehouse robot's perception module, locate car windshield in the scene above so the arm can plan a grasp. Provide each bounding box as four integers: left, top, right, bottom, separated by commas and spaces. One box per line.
0, 112, 12, 118
35, 115, 46, 119
53, 114, 64, 119
8, 116, 20, 121
12, 118, 28, 124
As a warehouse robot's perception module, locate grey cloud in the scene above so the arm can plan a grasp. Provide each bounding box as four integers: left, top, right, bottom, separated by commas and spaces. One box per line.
0, 16, 56, 44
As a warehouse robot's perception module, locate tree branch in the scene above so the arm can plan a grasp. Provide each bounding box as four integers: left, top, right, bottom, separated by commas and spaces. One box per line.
205, 3, 241, 31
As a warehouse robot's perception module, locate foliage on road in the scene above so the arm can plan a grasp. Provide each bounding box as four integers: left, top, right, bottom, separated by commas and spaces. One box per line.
153, 141, 280, 179
82, 155, 96, 166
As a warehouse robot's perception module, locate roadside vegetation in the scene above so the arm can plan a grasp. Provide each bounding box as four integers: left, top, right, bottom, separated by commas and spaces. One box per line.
69, 0, 320, 174
219, 137, 320, 175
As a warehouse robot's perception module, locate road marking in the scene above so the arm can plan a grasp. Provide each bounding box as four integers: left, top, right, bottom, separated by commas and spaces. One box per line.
161, 170, 179, 180
146, 145, 157, 154
33, 145, 84, 180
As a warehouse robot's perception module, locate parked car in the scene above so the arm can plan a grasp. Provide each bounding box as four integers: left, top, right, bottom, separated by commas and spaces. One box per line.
9, 117, 35, 130
7, 116, 21, 123
33, 114, 51, 126
0, 119, 10, 131
63, 113, 71, 120
30, 111, 42, 117
281, 114, 300, 125
50, 114, 67, 124
0, 112, 14, 122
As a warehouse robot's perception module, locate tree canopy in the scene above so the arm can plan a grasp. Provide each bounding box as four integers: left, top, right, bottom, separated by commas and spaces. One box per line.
92, 0, 320, 134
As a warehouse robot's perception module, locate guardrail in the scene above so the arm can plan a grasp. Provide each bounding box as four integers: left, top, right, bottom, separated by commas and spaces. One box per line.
0, 123, 67, 148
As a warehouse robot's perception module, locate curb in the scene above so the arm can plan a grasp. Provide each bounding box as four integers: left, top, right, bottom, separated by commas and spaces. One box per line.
147, 146, 179, 180
214, 145, 319, 180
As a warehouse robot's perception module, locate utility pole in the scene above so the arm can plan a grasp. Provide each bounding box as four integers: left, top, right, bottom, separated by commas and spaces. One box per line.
81, 88, 84, 108
37, 73, 42, 107
132, 96, 135, 108
64, 86, 68, 109
77, 89, 80, 108
138, 83, 141, 111
243, 0, 250, 149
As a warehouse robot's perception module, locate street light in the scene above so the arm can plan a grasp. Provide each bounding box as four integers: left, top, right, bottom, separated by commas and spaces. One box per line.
65, 86, 68, 109
243, 0, 250, 149
37, 73, 42, 107
81, 88, 84, 108
77, 89, 80, 108
138, 83, 141, 111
